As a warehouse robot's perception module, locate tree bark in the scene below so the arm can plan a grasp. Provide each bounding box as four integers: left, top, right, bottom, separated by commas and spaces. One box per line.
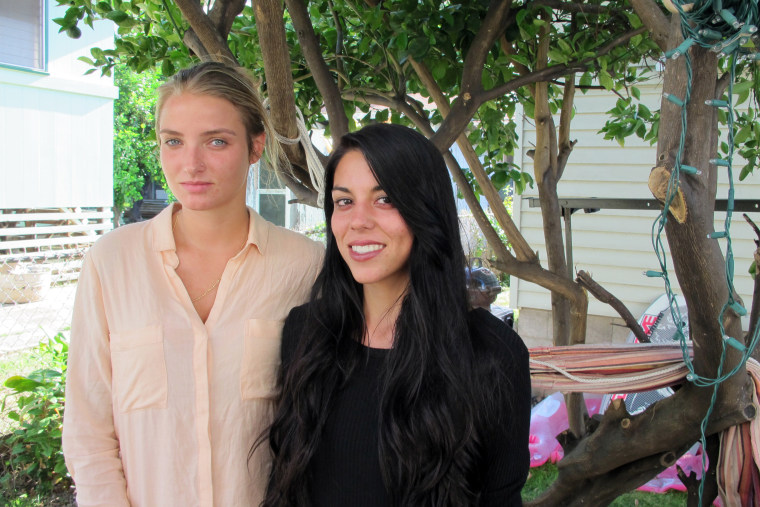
285, 0, 350, 143
174, 0, 237, 62
253, 0, 315, 197
577, 270, 649, 344
629, 0, 670, 51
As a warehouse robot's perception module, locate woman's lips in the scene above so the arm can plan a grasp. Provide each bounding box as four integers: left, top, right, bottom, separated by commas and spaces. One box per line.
181, 181, 212, 193
348, 242, 384, 261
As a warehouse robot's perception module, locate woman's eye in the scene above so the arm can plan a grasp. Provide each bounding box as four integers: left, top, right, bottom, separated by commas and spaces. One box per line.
334, 198, 352, 208
377, 196, 393, 206
163, 138, 180, 146
210, 138, 227, 146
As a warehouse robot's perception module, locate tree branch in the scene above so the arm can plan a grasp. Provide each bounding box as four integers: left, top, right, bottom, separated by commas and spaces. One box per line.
208, 0, 246, 39
460, 0, 512, 96
630, 0, 671, 52
482, 27, 648, 104
431, 0, 512, 149
174, 0, 237, 62
556, 74, 576, 181
253, 0, 317, 201
531, 0, 617, 15
407, 56, 538, 264
576, 270, 649, 343
285, 0, 350, 143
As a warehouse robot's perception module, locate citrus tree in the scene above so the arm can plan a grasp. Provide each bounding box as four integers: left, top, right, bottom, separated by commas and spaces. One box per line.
55, 0, 760, 503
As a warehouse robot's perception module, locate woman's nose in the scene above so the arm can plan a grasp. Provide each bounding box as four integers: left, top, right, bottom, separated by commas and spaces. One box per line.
183, 146, 205, 174
349, 201, 374, 229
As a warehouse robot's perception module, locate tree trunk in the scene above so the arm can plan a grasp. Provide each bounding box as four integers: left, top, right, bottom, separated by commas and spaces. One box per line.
253, 0, 317, 204
528, 14, 755, 506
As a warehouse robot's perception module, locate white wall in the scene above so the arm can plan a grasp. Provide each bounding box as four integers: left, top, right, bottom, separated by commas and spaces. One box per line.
0, 0, 116, 209
512, 77, 760, 332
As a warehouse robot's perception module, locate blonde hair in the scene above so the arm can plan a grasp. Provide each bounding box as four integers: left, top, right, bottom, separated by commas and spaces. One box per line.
155, 61, 284, 169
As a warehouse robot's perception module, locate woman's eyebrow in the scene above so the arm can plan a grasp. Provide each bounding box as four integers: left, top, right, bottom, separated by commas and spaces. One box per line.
157, 128, 237, 136
201, 128, 237, 137
331, 185, 384, 192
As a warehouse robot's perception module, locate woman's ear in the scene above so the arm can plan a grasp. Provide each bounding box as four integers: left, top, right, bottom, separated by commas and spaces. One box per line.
250, 133, 266, 164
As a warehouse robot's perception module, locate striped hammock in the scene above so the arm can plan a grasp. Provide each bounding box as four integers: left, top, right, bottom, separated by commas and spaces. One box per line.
528, 343, 759, 505
530, 343, 692, 394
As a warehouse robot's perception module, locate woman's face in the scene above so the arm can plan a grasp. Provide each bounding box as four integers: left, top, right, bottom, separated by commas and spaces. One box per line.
330, 150, 414, 294
158, 92, 264, 213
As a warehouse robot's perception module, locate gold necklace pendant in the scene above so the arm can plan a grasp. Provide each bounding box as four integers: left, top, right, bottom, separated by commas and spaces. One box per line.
172, 211, 245, 304
191, 277, 222, 302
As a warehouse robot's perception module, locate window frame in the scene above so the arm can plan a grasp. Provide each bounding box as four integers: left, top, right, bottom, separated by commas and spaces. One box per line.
0, 0, 48, 73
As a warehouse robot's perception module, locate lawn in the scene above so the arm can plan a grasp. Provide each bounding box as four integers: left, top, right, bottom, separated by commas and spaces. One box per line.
524, 462, 689, 505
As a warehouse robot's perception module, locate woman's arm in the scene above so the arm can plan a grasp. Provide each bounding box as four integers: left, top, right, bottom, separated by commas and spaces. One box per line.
62, 253, 130, 506
478, 317, 532, 506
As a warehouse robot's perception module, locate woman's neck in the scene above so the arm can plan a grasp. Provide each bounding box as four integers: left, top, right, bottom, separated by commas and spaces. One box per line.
174, 204, 249, 253
362, 281, 408, 349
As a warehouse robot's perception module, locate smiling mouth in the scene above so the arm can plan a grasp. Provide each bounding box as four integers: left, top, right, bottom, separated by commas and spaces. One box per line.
351, 244, 383, 254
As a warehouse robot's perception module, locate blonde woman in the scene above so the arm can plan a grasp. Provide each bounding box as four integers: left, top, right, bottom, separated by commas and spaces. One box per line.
63, 62, 323, 506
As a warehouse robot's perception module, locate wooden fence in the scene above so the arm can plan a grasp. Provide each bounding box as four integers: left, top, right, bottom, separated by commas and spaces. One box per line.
0, 207, 112, 283
0, 208, 113, 352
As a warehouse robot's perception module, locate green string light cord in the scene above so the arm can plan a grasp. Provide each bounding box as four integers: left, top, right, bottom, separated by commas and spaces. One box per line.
650, 0, 760, 502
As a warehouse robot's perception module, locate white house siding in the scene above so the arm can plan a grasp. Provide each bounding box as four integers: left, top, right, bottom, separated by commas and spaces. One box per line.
0, 1, 116, 209
512, 78, 760, 347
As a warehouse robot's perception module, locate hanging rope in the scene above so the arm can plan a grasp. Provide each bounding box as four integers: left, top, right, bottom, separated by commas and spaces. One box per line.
264, 101, 326, 207
649, 0, 760, 502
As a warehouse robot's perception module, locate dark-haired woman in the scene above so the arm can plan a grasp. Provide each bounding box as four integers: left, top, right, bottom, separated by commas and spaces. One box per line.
263, 123, 531, 506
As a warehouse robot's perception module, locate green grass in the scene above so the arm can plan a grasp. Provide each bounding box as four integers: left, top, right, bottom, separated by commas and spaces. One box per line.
0, 348, 50, 381
523, 463, 688, 505
1, 491, 75, 507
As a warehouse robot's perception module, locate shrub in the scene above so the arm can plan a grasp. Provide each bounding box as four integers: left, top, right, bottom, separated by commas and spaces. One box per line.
1, 335, 71, 497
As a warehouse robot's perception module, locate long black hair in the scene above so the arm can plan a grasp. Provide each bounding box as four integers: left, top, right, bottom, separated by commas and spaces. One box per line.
264, 123, 506, 505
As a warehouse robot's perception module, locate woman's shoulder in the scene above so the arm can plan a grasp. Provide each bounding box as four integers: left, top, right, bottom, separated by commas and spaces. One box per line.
467, 307, 528, 362
254, 213, 323, 256
86, 220, 152, 260
281, 302, 313, 357
285, 301, 312, 324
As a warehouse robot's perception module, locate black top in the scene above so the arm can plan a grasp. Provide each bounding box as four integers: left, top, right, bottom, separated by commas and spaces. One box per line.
280, 304, 531, 506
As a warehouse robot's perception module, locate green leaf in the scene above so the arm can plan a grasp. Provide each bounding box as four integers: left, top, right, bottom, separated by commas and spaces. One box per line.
432, 60, 447, 80
161, 58, 174, 76
105, 10, 130, 24
491, 171, 508, 189
52, 17, 73, 29
557, 38, 572, 54
510, 53, 531, 68
95, 1, 113, 13
739, 163, 754, 181
408, 37, 430, 59
547, 49, 567, 64
599, 70, 614, 91
4, 377, 43, 392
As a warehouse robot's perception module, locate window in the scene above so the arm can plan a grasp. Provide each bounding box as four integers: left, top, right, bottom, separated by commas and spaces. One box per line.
254, 164, 290, 228
0, 0, 45, 70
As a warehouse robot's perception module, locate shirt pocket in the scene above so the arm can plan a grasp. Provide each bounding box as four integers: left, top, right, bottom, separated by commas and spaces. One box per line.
241, 319, 284, 400
109, 324, 167, 412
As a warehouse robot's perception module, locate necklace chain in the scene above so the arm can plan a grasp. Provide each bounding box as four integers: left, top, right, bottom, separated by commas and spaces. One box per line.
172, 212, 225, 304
